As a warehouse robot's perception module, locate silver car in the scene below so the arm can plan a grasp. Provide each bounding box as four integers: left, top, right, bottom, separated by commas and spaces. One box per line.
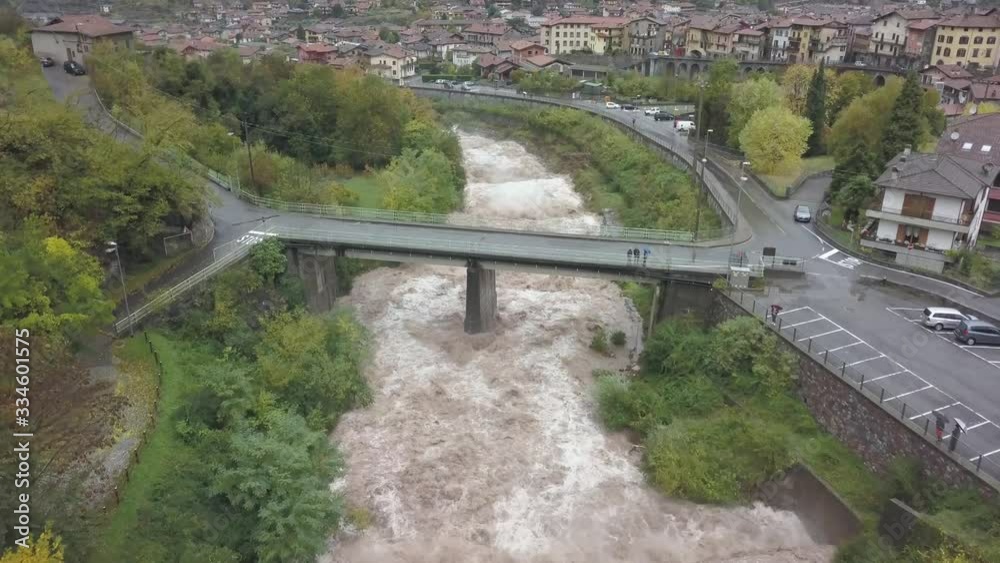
794, 205, 811, 223
923, 307, 975, 331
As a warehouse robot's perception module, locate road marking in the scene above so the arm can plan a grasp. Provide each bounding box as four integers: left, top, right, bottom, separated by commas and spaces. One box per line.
889, 307, 925, 311
800, 225, 827, 247
848, 354, 885, 366
886, 385, 934, 401
776, 307, 807, 316
966, 421, 992, 431
909, 402, 963, 420
869, 370, 907, 382
826, 341, 863, 352
785, 317, 824, 328
975, 448, 1000, 459
818, 249, 839, 260
799, 328, 842, 341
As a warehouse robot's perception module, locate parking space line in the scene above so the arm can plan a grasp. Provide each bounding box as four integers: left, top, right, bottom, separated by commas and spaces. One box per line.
818, 249, 839, 260
869, 370, 907, 382
966, 421, 992, 431
888, 307, 924, 311
975, 448, 1000, 460
909, 402, 963, 420
799, 328, 842, 341
885, 385, 934, 401
847, 354, 885, 366
785, 318, 824, 328
826, 341, 862, 352
777, 307, 807, 316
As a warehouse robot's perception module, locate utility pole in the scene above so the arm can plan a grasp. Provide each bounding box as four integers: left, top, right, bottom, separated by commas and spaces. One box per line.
242, 120, 256, 189
106, 242, 133, 336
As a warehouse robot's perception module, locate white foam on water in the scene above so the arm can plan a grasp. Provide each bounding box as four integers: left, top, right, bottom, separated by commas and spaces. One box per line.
321, 131, 834, 563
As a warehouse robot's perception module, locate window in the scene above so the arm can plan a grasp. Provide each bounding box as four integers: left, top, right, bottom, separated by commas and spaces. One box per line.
983, 145, 993, 153
948, 36, 954, 44
974, 36, 983, 44
958, 48, 967, 57
962, 142, 973, 151
944, 48, 951, 56
988, 49, 993, 58
973, 49, 980, 58
959, 36, 969, 44
989, 37, 997, 45
937, 46, 942, 55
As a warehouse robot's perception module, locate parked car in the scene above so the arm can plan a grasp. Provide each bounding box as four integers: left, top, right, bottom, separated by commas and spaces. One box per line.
923, 307, 976, 331
644, 107, 660, 115
461, 82, 475, 91
854, 60, 866, 67
434, 78, 447, 84
954, 320, 1000, 346
605, 101, 621, 109
653, 111, 675, 121
622, 104, 638, 111
443, 81, 454, 89
674, 120, 695, 132
63, 60, 85, 75
40, 56, 55, 67
794, 205, 812, 223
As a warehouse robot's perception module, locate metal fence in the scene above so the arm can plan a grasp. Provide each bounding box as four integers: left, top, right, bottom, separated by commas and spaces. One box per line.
724, 286, 1000, 482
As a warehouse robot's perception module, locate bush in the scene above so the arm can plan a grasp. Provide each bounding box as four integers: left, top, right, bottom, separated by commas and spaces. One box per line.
594, 374, 670, 435
610, 330, 627, 346
590, 326, 610, 355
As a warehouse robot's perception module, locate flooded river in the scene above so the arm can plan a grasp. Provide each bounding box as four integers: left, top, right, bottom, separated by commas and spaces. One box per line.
323, 130, 833, 563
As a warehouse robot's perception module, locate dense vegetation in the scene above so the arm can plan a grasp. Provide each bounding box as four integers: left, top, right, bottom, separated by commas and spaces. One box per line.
596, 314, 1000, 562
88, 239, 372, 563
438, 103, 720, 234
89, 45, 464, 213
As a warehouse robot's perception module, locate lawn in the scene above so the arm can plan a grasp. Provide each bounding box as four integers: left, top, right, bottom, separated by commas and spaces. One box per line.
92, 332, 199, 562
341, 174, 386, 208
758, 155, 835, 197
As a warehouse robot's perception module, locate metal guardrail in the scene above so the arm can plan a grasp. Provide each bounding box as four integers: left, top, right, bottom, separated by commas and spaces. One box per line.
94, 90, 715, 244
725, 286, 1000, 484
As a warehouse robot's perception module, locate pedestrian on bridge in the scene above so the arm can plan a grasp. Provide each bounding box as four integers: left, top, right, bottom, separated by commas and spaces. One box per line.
633, 248, 640, 267
627, 248, 633, 264
642, 247, 650, 267
769, 304, 783, 324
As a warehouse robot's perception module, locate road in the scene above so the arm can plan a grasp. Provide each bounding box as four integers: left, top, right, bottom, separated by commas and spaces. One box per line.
46, 68, 1000, 477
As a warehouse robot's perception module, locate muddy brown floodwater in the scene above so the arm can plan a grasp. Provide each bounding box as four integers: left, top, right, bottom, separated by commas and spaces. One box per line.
321, 130, 835, 563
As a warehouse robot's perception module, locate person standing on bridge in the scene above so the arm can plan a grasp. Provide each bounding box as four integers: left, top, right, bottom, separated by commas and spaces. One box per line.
627, 248, 633, 264
642, 248, 650, 267
633, 247, 640, 267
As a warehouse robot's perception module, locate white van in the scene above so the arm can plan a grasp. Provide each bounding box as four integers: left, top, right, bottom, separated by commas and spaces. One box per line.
674, 120, 695, 133
922, 307, 976, 331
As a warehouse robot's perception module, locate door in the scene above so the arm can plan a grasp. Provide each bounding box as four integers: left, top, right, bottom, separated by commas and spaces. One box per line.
902, 193, 935, 219
66, 47, 73, 61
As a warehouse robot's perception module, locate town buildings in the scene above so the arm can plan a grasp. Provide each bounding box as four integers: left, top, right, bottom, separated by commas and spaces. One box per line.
931, 12, 1000, 70
31, 14, 134, 66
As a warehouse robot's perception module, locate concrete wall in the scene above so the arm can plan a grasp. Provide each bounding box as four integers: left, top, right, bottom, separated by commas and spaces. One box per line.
711, 292, 1000, 499
758, 464, 862, 546
926, 228, 956, 252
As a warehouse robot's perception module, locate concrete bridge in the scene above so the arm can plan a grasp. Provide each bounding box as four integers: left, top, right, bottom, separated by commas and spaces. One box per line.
632, 55, 902, 86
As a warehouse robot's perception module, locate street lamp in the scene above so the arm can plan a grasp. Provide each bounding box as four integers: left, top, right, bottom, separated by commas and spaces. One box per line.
106, 241, 133, 336
729, 174, 749, 265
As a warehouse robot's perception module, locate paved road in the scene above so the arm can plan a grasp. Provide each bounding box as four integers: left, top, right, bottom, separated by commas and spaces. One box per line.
47, 68, 1000, 477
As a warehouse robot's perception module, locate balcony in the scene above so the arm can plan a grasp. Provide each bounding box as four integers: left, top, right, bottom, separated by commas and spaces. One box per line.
865, 203, 971, 233
858, 233, 951, 273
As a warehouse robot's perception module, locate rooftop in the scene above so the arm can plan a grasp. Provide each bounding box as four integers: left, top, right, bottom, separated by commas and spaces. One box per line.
34, 14, 133, 37
876, 152, 994, 199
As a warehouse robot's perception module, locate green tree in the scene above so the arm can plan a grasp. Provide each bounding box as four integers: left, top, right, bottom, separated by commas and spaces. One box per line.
700, 59, 740, 142
781, 64, 814, 115
827, 78, 903, 163
738, 106, 811, 174
830, 142, 879, 198
378, 148, 461, 213
804, 60, 827, 155
726, 76, 783, 147
826, 71, 872, 124
836, 174, 877, 224
249, 238, 287, 284
0, 526, 64, 563
881, 72, 924, 163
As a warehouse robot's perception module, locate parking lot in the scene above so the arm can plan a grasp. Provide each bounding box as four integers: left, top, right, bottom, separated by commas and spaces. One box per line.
886, 307, 1000, 370
775, 306, 1000, 472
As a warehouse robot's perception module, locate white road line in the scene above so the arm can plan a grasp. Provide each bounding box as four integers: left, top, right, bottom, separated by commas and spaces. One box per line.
818, 248, 839, 260
888, 307, 925, 311
869, 370, 907, 382
966, 421, 992, 431
976, 448, 1000, 459
848, 354, 885, 366
800, 225, 827, 247
799, 328, 842, 341
776, 306, 807, 316
886, 385, 934, 401
909, 402, 963, 420
785, 317, 824, 328
826, 341, 863, 352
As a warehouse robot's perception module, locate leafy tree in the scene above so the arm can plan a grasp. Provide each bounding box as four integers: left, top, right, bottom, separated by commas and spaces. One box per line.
512, 69, 577, 94
726, 76, 783, 147
0, 527, 64, 563
249, 238, 287, 284
331, 4, 345, 17
378, 27, 400, 43
830, 142, 879, 198
836, 174, 877, 223
804, 60, 827, 155
738, 106, 811, 174
711, 316, 794, 397
379, 148, 462, 213
781, 64, 814, 115
827, 78, 903, 163
699, 59, 740, 142
826, 71, 873, 124
881, 72, 925, 163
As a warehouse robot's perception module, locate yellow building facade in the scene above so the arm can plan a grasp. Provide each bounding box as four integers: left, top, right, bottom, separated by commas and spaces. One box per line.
931, 14, 1000, 69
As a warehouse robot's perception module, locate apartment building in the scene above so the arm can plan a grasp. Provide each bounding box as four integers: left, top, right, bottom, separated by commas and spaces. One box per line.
765, 19, 791, 61
868, 10, 939, 68
862, 150, 993, 272
733, 28, 764, 60
364, 45, 416, 81
541, 16, 630, 55
931, 13, 1000, 69
463, 22, 510, 47
628, 15, 666, 56
685, 16, 740, 59
31, 15, 134, 66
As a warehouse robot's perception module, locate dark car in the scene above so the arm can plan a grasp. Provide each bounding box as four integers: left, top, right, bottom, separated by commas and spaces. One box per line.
954, 320, 1000, 346
40, 56, 55, 67
794, 205, 812, 223
653, 111, 675, 121
63, 60, 86, 75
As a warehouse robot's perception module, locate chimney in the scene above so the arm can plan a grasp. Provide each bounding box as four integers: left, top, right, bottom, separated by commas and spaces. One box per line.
902, 145, 911, 160
891, 166, 899, 181
986, 163, 996, 177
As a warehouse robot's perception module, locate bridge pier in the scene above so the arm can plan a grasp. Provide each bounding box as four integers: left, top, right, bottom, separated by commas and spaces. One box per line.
288, 247, 338, 314
464, 260, 498, 334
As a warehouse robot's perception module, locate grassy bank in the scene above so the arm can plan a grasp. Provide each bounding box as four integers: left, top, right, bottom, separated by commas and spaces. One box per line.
436, 102, 721, 235
759, 155, 835, 197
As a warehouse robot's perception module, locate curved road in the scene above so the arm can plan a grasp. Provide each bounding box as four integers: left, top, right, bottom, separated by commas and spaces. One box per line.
45, 67, 1000, 478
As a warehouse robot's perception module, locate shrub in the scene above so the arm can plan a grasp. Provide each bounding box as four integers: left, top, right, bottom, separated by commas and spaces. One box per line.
589, 326, 610, 355
594, 374, 670, 435
610, 330, 627, 346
